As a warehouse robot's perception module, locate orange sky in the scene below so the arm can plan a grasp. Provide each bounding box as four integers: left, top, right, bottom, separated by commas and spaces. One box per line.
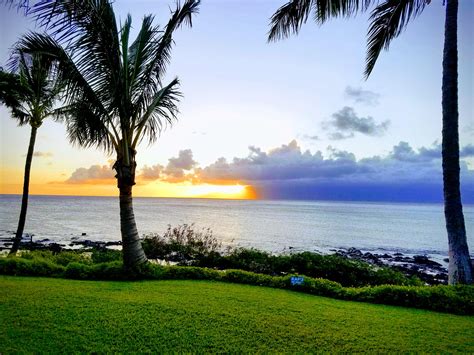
0, 166, 257, 199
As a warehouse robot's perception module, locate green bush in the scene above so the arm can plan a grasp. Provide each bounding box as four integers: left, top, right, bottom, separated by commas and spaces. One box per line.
142, 224, 221, 263
196, 249, 421, 287
347, 284, 474, 315
19, 250, 90, 266
91, 249, 121, 264
0, 257, 65, 277
65, 261, 129, 280
141, 225, 422, 287
64, 262, 93, 280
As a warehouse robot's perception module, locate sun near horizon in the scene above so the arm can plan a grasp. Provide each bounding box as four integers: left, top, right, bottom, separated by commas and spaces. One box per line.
0, 174, 258, 200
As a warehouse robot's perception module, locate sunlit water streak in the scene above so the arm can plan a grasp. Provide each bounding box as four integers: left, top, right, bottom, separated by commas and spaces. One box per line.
1, 195, 473, 264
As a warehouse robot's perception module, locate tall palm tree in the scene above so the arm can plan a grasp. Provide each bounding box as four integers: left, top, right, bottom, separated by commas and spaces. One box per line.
268, 0, 472, 284
0, 52, 63, 255
15, 0, 200, 268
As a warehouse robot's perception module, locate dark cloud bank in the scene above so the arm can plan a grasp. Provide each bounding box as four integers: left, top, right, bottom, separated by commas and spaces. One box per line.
66, 140, 474, 203
193, 140, 474, 203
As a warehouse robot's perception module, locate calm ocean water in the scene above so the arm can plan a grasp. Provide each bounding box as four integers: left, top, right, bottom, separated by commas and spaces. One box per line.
1, 194, 473, 262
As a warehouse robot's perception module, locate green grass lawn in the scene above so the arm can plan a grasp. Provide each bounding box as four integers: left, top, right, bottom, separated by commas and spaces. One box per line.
1, 276, 473, 353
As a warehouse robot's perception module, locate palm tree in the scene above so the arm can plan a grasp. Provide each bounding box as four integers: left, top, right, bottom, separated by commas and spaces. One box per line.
268, 0, 472, 284
15, 0, 200, 268
0, 52, 63, 255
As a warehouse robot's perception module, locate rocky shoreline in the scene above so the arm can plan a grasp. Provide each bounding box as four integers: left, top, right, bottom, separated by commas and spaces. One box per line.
0, 233, 451, 285
333, 247, 448, 285
0, 233, 122, 252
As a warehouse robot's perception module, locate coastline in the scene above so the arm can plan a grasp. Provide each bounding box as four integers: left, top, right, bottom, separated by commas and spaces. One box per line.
0, 232, 452, 285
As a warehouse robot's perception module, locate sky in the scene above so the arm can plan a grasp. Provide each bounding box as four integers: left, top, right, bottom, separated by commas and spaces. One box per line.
0, 0, 473, 201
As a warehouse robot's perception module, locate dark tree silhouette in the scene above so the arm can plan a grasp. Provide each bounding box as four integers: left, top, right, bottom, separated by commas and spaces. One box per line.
0, 53, 63, 255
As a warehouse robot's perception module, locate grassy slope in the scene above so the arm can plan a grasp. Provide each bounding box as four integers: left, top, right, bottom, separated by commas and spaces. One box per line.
1, 276, 473, 353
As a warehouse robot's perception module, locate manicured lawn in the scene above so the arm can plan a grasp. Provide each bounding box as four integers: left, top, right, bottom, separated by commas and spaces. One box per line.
1, 276, 473, 353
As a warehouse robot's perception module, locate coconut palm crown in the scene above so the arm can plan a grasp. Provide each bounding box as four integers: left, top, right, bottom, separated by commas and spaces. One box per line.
14, 0, 200, 267
268, 0, 472, 284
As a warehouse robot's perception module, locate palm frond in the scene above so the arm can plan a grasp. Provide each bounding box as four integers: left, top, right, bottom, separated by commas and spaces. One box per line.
13, 32, 115, 151
313, 0, 373, 23
268, 0, 373, 41
132, 0, 199, 118
53, 102, 115, 151
0, 69, 30, 124
150, 0, 200, 81
365, 0, 428, 77
14, 0, 198, 156
132, 77, 181, 148
268, 0, 313, 41
29, 1, 122, 113
128, 15, 158, 104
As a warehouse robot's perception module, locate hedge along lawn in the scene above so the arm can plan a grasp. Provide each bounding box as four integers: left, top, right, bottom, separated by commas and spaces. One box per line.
1, 276, 473, 353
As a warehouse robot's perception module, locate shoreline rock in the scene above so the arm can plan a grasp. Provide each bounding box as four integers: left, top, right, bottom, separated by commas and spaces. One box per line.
334, 247, 448, 284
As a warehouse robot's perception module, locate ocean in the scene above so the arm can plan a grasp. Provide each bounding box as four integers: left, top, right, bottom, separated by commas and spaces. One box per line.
1, 194, 473, 263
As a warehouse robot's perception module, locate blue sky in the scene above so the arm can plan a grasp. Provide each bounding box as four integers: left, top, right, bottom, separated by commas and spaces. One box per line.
0, 0, 473, 201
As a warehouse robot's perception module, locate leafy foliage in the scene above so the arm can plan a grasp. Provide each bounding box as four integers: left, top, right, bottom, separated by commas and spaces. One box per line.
365, 0, 428, 77
142, 224, 222, 263
142, 225, 419, 287
1, 50, 64, 126
13, 0, 199, 154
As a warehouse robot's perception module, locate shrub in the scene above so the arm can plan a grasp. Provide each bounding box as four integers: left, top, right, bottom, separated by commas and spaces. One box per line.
0, 257, 65, 277
91, 249, 122, 264
346, 284, 474, 315
141, 225, 421, 287
196, 249, 421, 287
19, 250, 90, 266
64, 262, 92, 280
142, 224, 221, 263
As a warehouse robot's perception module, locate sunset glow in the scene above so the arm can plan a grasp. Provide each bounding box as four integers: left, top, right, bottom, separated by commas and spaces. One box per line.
186, 184, 254, 199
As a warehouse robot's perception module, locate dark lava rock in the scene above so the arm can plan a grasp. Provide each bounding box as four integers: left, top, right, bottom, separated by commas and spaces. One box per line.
413, 255, 442, 267
333, 247, 449, 285
363, 252, 381, 264
347, 247, 363, 257
36, 238, 51, 243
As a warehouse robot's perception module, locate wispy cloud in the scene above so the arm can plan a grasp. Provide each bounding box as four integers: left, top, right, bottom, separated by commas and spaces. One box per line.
299, 134, 319, 141
345, 86, 380, 106
23, 151, 53, 158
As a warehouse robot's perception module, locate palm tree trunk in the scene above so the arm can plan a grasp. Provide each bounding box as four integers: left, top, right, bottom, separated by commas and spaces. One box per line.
442, 0, 472, 285
9, 125, 38, 255
114, 152, 147, 268
119, 184, 148, 268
